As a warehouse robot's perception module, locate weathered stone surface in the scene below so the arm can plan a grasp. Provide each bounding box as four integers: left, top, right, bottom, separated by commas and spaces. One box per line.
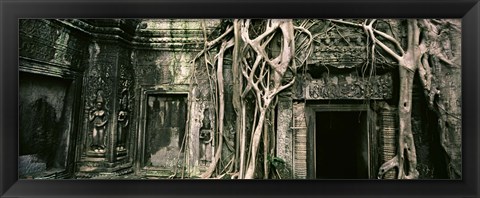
135, 19, 220, 50
187, 93, 209, 175
19, 155, 47, 176
19, 72, 74, 173
20, 19, 88, 71
292, 102, 307, 179
276, 98, 293, 178
377, 102, 397, 179
145, 95, 187, 170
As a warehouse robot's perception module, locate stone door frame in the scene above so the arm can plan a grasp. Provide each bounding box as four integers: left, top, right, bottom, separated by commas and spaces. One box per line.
305, 103, 378, 179
135, 86, 189, 176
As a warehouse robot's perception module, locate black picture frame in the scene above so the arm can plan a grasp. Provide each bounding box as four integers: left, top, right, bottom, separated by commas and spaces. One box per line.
1, 0, 479, 197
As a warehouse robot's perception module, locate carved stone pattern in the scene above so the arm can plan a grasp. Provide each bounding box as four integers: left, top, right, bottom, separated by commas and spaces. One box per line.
83, 47, 116, 154
20, 19, 87, 69
379, 106, 397, 179
307, 73, 392, 100
62, 19, 213, 51
117, 48, 135, 151
308, 26, 367, 67
293, 102, 307, 179
308, 24, 397, 67
20, 20, 56, 62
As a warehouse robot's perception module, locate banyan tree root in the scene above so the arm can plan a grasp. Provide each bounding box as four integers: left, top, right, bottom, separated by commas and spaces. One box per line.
200, 38, 234, 179
330, 19, 425, 179
417, 19, 462, 179
192, 19, 304, 179
378, 66, 419, 179
378, 19, 461, 179
240, 19, 298, 179
190, 18, 459, 179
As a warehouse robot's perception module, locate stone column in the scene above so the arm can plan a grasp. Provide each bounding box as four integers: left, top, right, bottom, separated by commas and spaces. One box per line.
292, 102, 308, 179
378, 102, 397, 179
75, 19, 139, 178
276, 98, 293, 179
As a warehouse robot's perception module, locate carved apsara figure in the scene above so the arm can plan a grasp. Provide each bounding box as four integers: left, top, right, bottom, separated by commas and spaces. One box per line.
89, 90, 108, 153
199, 109, 213, 165
116, 89, 129, 151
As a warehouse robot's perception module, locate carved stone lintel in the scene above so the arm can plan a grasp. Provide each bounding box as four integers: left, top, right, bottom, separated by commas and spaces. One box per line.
306, 73, 392, 100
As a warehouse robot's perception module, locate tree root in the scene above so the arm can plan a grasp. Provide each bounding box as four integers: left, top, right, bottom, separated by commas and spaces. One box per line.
191, 19, 463, 180
378, 156, 398, 178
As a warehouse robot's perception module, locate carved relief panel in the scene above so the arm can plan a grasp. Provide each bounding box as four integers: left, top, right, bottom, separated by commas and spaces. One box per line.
306, 72, 393, 100
116, 47, 135, 156
20, 19, 87, 70
81, 42, 116, 158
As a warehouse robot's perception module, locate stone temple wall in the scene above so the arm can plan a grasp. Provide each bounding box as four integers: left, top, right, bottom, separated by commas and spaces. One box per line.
131, 19, 225, 177
19, 19, 451, 179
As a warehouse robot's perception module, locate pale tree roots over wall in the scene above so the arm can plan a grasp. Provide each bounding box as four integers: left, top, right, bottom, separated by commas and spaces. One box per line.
331, 19, 461, 179
190, 19, 461, 179
192, 19, 313, 179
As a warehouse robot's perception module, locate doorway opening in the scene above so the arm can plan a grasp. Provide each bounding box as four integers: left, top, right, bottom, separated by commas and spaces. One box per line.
315, 111, 369, 179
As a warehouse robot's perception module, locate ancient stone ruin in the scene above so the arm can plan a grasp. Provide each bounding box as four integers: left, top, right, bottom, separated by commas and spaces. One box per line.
19, 19, 461, 179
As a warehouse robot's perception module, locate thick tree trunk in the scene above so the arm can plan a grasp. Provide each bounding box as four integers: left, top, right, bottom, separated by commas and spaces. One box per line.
396, 66, 419, 179
232, 20, 243, 173
418, 19, 462, 179
378, 20, 421, 179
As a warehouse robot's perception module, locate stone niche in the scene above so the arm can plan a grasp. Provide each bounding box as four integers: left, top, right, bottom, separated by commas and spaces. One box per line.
19, 19, 87, 179
145, 94, 187, 169
136, 89, 189, 177
19, 72, 75, 178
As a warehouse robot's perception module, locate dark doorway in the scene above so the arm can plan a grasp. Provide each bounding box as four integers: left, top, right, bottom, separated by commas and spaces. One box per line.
315, 111, 369, 179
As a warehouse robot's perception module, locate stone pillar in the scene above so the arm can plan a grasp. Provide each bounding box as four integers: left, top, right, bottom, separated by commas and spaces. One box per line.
378, 102, 397, 179
276, 98, 293, 179
187, 90, 203, 175
75, 19, 138, 178
292, 102, 308, 179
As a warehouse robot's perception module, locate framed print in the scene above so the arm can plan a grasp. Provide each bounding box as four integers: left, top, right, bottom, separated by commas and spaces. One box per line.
1, 0, 479, 197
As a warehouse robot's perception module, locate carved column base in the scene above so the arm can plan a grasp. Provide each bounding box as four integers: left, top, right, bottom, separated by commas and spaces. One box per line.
86, 150, 106, 158
75, 158, 133, 178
